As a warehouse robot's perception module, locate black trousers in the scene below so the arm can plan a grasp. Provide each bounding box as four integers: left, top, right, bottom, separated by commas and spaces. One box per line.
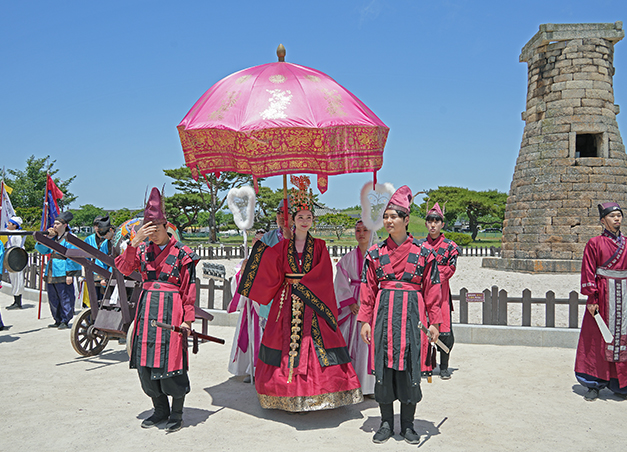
137, 366, 190, 399
374, 366, 422, 405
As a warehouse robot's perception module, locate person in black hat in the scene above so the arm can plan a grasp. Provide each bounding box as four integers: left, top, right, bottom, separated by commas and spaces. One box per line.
34, 211, 82, 329
575, 202, 627, 401
84, 215, 115, 301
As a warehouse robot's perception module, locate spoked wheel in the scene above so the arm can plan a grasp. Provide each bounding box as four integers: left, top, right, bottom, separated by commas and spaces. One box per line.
70, 308, 110, 356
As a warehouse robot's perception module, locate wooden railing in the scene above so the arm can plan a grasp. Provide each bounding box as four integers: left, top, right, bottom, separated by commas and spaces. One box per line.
453, 286, 586, 328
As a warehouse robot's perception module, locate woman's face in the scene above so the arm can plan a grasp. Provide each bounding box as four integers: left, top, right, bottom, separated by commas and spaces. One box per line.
383, 209, 408, 236
355, 222, 371, 246
294, 209, 313, 233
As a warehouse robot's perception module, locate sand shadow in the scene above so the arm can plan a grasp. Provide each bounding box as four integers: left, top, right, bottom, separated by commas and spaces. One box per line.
137, 406, 224, 432
0, 334, 19, 344
361, 414, 445, 446
56, 348, 130, 369
204, 376, 378, 430
572, 384, 627, 402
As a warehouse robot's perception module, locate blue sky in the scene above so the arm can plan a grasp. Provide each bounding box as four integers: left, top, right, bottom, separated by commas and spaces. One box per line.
2, 1, 626, 211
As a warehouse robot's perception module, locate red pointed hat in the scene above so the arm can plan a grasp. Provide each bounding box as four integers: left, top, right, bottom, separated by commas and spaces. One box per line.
427, 202, 444, 220
385, 185, 413, 215
144, 187, 167, 225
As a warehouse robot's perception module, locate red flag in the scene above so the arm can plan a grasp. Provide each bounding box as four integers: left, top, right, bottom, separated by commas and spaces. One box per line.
41, 174, 64, 231
47, 174, 64, 202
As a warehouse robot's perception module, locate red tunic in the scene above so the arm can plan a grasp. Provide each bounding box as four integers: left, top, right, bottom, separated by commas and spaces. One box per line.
576, 230, 627, 388
115, 235, 199, 377
238, 233, 362, 411
421, 234, 459, 334
357, 235, 442, 385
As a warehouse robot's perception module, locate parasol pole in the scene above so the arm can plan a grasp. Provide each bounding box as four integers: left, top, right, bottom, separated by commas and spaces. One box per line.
38, 189, 49, 320
283, 174, 289, 229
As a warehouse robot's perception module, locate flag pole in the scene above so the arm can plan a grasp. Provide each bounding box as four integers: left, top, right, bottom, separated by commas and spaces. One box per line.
38, 174, 50, 320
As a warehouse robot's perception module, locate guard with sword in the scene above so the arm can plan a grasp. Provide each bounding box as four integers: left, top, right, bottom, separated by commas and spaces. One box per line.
115, 187, 206, 433
576, 202, 627, 401
358, 186, 443, 445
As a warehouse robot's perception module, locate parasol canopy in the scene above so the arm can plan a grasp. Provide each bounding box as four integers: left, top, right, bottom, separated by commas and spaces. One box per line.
177, 45, 389, 193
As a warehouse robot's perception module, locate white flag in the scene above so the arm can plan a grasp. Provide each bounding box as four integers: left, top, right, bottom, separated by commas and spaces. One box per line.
0, 181, 16, 231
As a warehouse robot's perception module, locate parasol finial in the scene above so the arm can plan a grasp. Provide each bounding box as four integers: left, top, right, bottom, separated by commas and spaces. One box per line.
277, 44, 286, 62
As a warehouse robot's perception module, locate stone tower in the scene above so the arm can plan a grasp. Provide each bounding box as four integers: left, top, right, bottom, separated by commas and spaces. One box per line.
489, 22, 626, 272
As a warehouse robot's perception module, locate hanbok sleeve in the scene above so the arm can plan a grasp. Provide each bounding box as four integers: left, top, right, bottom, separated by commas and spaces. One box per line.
334, 255, 357, 310
422, 259, 443, 326
580, 240, 599, 303
237, 241, 284, 305
357, 256, 378, 324
114, 244, 140, 276
178, 261, 197, 323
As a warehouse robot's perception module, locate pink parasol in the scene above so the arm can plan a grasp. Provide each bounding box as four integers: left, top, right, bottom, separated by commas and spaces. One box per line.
177, 45, 389, 194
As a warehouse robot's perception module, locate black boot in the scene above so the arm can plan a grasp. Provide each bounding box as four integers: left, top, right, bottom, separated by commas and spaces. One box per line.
439, 350, 451, 379
165, 397, 185, 433
373, 403, 394, 444
141, 395, 170, 428
400, 403, 420, 444
6, 295, 22, 310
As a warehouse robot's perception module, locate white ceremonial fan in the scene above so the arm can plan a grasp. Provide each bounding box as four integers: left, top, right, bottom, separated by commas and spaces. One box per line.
227, 186, 256, 256
360, 181, 395, 232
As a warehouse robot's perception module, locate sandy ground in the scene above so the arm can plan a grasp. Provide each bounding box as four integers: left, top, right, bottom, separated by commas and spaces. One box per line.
1, 288, 627, 452
2, 258, 617, 452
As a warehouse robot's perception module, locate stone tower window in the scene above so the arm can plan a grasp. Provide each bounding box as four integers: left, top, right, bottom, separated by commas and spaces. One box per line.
575, 133, 601, 158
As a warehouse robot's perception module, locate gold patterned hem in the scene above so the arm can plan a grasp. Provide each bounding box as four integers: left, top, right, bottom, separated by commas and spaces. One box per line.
257, 388, 363, 412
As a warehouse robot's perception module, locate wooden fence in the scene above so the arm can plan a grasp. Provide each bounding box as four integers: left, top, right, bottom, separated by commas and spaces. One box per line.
453, 286, 586, 328
188, 244, 502, 260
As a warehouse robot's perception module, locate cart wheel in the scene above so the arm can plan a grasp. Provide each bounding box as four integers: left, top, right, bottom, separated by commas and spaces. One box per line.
70, 308, 110, 356
126, 320, 134, 358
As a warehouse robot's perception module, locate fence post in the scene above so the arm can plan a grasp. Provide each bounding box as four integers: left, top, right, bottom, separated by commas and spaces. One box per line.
482, 287, 493, 325
497, 289, 508, 325
546, 291, 556, 328
568, 291, 580, 328
459, 288, 468, 324
222, 277, 232, 310
491, 286, 499, 324
207, 279, 215, 309
522, 289, 532, 326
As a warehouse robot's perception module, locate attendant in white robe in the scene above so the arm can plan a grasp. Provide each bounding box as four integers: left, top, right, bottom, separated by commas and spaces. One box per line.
5, 216, 26, 310
334, 220, 376, 395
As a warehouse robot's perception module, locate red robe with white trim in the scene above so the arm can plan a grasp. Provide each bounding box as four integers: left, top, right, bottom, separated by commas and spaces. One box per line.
576, 230, 627, 388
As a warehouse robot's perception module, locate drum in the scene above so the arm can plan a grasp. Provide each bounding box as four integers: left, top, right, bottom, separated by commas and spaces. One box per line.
4, 246, 28, 273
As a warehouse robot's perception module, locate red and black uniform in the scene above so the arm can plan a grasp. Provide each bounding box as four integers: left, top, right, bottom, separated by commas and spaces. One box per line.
576, 229, 627, 394
358, 235, 442, 404
116, 234, 199, 397
419, 234, 459, 372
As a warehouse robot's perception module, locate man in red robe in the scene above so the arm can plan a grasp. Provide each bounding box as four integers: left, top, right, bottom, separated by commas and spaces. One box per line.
576, 202, 627, 401
419, 202, 459, 379
115, 188, 200, 432
358, 186, 442, 444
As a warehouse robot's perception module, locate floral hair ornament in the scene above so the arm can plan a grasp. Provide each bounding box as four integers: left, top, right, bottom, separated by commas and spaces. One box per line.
289, 175, 315, 214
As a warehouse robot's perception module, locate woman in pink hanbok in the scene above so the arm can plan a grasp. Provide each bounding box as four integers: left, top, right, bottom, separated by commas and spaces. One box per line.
334, 220, 376, 395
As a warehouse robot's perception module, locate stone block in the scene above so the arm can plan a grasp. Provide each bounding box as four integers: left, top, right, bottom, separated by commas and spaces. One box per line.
543, 132, 570, 143
553, 73, 574, 83
562, 89, 586, 99
581, 98, 607, 107
551, 243, 584, 253
606, 183, 627, 193
556, 207, 589, 216
591, 166, 627, 175
571, 225, 602, 236
545, 91, 562, 102
551, 217, 583, 226
593, 58, 611, 67
562, 198, 592, 208
589, 174, 626, 184
585, 89, 613, 102
560, 174, 588, 183
560, 66, 581, 75
521, 216, 553, 226
521, 225, 546, 234
540, 148, 569, 159
573, 107, 603, 115
592, 80, 612, 91
599, 66, 609, 75
572, 182, 606, 191
574, 71, 611, 82
544, 225, 574, 235
601, 107, 616, 117
519, 234, 539, 243
565, 80, 594, 89
575, 157, 605, 167
538, 233, 579, 243
572, 58, 594, 66
555, 59, 573, 69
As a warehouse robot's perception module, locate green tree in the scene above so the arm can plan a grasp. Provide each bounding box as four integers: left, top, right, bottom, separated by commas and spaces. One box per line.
14, 206, 42, 229
110, 208, 138, 227
69, 204, 106, 228
254, 187, 285, 230
163, 166, 255, 242
418, 187, 508, 241
318, 213, 356, 239
5, 155, 76, 209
